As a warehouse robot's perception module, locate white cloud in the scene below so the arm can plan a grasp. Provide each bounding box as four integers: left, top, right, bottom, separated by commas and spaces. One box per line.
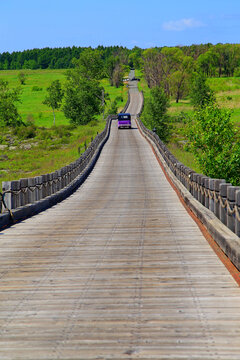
162, 18, 205, 31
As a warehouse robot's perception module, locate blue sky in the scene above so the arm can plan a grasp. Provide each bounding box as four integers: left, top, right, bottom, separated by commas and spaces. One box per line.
1, 0, 240, 52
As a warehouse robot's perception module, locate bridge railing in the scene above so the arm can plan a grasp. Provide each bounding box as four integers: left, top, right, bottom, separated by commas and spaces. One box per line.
0, 115, 114, 222
137, 115, 240, 238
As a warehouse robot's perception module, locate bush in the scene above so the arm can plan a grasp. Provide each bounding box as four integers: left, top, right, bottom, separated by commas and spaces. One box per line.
13, 124, 37, 139
32, 86, 43, 91
53, 125, 71, 138
36, 129, 54, 140
88, 120, 98, 127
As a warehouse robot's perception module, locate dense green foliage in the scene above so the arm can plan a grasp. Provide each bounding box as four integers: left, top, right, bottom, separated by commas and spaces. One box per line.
63, 49, 104, 125
190, 73, 215, 108
63, 78, 103, 125
142, 86, 170, 142
185, 103, 240, 185
43, 80, 64, 125
0, 80, 22, 127
0, 46, 141, 71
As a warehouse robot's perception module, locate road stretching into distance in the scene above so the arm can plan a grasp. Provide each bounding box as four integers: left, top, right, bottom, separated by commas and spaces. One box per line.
0, 79, 240, 359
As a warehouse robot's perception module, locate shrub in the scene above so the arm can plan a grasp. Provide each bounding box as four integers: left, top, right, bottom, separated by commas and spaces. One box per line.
88, 120, 98, 127
13, 125, 37, 139
52, 125, 72, 138
36, 129, 54, 140
32, 86, 43, 91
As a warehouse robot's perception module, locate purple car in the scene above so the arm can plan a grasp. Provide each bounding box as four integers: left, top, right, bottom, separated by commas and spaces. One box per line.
118, 113, 131, 129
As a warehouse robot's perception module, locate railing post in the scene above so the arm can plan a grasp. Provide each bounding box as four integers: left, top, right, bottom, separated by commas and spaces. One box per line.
209, 179, 215, 213
227, 186, 240, 233
189, 172, 195, 196
185, 169, 193, 193
2, 180, 20, 210
236, 190, 240, 237
204, 178, 210, 209
56, 170, 62, 191
41, 174, 48, 199
35, 176, 43, 201
20, 178, 28, 207
214, 179, 226, 219
53, 171, 58, 194
200, 176, 208, 206
197, 174, 203, 202
219, 183, 232, 226
27, 177, 36, 204
192, 173, 198, 199
48, 173, 53, 196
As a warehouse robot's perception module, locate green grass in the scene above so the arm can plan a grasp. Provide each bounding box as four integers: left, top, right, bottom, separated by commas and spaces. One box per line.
167, 143, 202, 174
0, 69, 128, 190
207, 77, 240, 93
0, 69, 128, 128
0, 122, 105, 190
0, 69, 67, 127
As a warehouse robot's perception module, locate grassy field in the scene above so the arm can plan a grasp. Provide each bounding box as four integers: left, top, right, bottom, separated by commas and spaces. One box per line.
0, 69, 127, 127
136, 70, 240, 173
1, 68, 240, 189
0, 69, 128, 189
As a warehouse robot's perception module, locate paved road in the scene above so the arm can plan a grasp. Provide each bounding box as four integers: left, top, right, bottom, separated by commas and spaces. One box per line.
0, 82, 240, 359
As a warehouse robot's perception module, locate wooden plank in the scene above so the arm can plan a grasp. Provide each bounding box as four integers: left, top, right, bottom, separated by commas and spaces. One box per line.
0, 85, 240, 359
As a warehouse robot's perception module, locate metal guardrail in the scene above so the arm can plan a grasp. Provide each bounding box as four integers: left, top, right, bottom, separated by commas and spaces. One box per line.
137, 115, 240, 238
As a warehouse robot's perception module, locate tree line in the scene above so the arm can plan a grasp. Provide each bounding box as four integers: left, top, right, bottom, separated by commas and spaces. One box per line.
2, 43, 240, 77
0, 45, 135, 71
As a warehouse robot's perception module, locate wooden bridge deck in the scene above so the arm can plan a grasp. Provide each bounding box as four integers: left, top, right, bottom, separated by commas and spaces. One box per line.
1, 84, 240, 359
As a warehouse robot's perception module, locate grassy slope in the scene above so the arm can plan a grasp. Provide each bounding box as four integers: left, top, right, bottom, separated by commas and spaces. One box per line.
0, 70, 128, 189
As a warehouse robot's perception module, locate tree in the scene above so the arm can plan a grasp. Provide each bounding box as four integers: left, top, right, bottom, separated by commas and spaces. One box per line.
170, 55, 193, 103
112, 64, 125, 88
43, 80, 64, 125
128, 47, 143, 69
105, 55, 117, 85
197, 50, 218, 77
143, 47, 187, 98
186, 103, 240, 185
63, 78, 103, 125
63, 49, 105, 125
190, 73, 215, 109
71, 48, 104, 81
18, 71, 27, 85
0, 80, 22, 127
142, 48, 162, 88
142, 86, 170, 142
160, 47, 183, 96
